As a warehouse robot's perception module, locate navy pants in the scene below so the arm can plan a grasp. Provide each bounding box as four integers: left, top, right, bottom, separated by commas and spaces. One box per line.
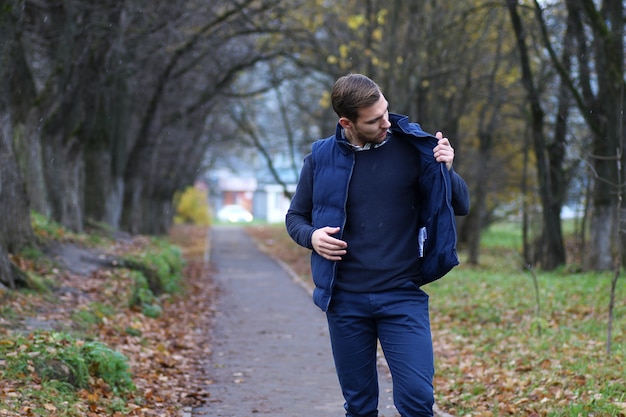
326, 281, 434, 417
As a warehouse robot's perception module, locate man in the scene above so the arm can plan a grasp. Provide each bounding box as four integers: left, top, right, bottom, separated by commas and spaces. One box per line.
285, 74, 469, 417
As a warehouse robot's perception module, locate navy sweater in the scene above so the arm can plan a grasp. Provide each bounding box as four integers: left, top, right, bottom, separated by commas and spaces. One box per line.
336, 136, 423, 292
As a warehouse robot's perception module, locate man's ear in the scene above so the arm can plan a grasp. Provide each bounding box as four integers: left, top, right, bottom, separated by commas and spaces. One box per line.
338, 117, 352, 129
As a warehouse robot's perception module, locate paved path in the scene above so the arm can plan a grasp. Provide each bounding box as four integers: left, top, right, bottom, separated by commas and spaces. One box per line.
191, 226, 399, 417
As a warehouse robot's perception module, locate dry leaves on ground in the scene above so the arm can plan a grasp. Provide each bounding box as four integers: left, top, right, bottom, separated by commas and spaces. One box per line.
0, 225, 217, 416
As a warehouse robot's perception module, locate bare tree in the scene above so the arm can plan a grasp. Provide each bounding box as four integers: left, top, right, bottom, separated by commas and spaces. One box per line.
2, 0, 311, 237
507, 0, 567, 269
119, 0, 303, 234
0, 1, 35, 288
531, 0, 625, 270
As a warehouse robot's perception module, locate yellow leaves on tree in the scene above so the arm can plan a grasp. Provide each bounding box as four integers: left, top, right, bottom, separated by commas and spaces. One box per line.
346, 14, 366, 30
174, 183, 211, 226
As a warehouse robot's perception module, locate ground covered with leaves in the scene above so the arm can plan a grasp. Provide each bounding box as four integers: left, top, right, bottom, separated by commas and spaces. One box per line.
2, 220, 624, 417
247, 224, 626, 417
0, 224, 215, 416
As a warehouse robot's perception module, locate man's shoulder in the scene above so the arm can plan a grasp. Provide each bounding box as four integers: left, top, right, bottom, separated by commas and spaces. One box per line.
313, 135, 335, 146
312, 134, 342, 154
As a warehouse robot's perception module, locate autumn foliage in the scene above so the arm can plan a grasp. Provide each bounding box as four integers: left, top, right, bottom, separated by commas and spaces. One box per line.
0, 224, 215, 416
174, 184, 211, 227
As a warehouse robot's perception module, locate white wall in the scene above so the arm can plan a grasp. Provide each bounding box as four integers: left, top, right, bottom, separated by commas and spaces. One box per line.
264, 184, 296, 223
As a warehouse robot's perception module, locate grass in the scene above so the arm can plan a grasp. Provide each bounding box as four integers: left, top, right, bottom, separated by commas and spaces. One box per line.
429, 264, 625, 416
0, 215, 193, 416
426, 222, 625, 416
0, 332, 135, 416
246, 222, 626, 417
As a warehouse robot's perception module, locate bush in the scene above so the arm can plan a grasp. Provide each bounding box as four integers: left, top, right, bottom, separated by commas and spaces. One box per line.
173, 185, 211, 226
124, 238, 185, 318
0, 332, 135, 395
82, 341, 135, 394
31, 211, 69, 241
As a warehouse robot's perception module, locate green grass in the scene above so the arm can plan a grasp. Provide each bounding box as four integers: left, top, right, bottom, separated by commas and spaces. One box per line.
71, 302, 116, 330
426, 222, 625, 416
480, 221, 524, 249
0, 213, 191, 416
0, 332, 135, 416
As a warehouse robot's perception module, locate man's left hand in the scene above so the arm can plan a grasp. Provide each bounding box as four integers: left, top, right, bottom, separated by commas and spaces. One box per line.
433, 131, 454, 171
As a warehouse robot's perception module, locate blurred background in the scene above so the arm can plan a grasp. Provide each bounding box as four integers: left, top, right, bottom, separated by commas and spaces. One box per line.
1, 0, 624, 281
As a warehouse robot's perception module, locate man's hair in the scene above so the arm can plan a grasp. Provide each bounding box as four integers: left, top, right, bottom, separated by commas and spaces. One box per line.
331, 74, 382, 121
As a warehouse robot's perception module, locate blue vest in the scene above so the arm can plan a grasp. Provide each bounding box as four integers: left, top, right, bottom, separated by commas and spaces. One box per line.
309, 113, 460, 311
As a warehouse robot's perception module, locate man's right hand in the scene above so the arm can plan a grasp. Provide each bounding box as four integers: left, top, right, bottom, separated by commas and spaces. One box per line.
312, 226, 347, 261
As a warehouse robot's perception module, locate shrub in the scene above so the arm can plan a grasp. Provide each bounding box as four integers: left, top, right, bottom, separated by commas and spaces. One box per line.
173, 185, 211, 226
82, 341, 135, 394
125, 239, 185, 318
0, 332, 135, 395
31, 211, 68, 241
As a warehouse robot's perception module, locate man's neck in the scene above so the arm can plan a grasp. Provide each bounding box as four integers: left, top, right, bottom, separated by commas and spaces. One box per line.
343, 129, 363, 147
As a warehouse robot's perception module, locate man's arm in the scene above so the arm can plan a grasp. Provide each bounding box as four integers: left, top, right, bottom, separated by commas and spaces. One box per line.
449, 169, 470, 215
285, 155, 316, 249
285, 154, 349, 260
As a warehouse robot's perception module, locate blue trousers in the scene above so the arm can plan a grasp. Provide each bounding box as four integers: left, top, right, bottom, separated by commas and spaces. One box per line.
326, 281, 434, 417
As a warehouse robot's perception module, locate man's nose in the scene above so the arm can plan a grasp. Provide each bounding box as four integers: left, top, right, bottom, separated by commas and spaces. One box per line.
381, 117, 391, 129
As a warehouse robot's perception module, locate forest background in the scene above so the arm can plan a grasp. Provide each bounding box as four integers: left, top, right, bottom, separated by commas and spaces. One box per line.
2, 0, 625, 285
0, 0, 623, 319
0, 0, 624, 279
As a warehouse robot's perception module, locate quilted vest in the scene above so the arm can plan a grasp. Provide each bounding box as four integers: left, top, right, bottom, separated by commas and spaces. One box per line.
309, 113, 460, 311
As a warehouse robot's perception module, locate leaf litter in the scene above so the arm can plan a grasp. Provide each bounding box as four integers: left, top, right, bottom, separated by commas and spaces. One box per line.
0, 225, 216, 416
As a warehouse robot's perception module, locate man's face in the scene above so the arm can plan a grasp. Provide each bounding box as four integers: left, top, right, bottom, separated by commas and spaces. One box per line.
341, 95, 391, 147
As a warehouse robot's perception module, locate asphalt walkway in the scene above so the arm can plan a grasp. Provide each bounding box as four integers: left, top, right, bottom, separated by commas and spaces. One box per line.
191, 225, 399, 417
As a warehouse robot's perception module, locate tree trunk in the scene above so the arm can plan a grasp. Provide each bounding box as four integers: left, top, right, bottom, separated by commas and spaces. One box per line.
587, 205, 617, 269
122, 178, 145, 235
465, 132, 493, 265
0, 244, 15, 289
532, 0, 626, 270
84, 144, 125, 228
0, 113, 35, 253
461, 16, 509, 264
41, 135, 85, 233
578, 0, 624, 269
6, 7, 49, 218
83, 75, 130, 229
13, 115, 50, 216
0, 0, 34, 289
508, 0, 565, 269
0, 108, 34, 290
0, 2, 35, 254
78, 3, 129, 230
122, 177, 172, 235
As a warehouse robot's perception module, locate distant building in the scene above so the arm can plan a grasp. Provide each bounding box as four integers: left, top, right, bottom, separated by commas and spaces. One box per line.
209, 168, 297, 223
254, 183, 296, 223
217, 176, 256, 213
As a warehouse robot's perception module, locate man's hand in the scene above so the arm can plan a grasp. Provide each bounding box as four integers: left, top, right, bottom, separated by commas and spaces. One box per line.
312, 226, 347, 261
433, 131, 454, 171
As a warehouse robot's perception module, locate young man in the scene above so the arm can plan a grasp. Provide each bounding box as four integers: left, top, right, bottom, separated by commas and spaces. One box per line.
286, 74, 469, 417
